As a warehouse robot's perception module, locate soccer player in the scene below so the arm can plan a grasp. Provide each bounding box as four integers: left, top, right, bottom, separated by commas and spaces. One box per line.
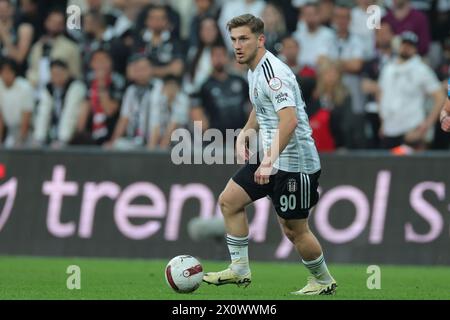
202, 14, 337, 295
441, 78, 450, 132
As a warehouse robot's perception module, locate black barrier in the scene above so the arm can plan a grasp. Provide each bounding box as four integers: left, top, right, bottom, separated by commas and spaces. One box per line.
0, 149, 449, 265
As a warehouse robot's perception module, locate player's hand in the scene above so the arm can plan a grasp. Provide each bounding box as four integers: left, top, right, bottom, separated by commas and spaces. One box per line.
254, 158, 272, 185
441, 116, 450, 132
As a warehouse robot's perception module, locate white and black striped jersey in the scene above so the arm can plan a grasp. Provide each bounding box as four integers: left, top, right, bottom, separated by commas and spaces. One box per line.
248, 50, 320, 174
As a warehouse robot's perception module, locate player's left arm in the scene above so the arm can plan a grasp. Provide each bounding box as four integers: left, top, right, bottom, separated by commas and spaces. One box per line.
266, 107, 297, 164
255, 70, 299, 185
255, 107, 297, 185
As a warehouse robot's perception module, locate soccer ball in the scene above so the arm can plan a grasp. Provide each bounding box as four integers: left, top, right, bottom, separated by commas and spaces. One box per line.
165, 255, 204, 293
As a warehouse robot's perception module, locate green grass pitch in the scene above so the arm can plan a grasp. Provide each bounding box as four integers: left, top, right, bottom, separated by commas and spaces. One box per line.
0, 256, 449, 300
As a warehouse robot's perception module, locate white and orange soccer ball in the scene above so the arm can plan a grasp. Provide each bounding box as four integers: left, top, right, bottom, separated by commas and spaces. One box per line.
165, 255, 204, 293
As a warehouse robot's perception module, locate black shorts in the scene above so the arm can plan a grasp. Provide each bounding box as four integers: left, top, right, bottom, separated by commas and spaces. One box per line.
231, 162, 321, 220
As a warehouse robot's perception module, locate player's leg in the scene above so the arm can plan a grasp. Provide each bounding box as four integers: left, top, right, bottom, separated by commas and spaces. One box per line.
219, 178, 253, 276
219, 178, 252, 237
203, 163, 272, 287
272, 170, 336, 295
203, 179, 253, 287
278, 216, 322, 261
278, 217, 337, 295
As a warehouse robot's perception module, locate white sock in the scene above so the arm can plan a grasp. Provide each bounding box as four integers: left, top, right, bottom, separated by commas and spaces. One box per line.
302, 254, 333, 284
226, 234, 250, 276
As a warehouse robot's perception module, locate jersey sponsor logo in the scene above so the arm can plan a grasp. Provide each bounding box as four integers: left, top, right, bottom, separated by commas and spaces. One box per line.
287, 178, 297, 193
269, 77, 282, 91
275, 92, 288, 104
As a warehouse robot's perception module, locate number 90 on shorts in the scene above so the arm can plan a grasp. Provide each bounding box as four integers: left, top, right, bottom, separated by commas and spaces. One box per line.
272, 170, 321, 220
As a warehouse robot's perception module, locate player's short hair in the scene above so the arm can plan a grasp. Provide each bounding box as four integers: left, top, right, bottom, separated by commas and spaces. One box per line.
227, 14, 264, 35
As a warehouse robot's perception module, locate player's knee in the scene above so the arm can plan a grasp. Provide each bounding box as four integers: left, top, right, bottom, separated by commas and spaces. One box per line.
218, 191, 234, 215
282, 224, 309, 244
283, 227, 297, 244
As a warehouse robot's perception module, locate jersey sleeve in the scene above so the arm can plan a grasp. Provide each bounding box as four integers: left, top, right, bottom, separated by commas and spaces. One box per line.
260, 63, 297, 113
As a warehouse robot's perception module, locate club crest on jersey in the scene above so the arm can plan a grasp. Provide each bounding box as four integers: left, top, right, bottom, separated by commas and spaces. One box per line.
254, 87, 258, 99
269, 77, 282, 91
287, 178, 297, 193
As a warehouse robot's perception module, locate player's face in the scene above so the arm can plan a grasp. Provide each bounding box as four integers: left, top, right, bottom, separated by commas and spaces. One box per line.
230, 26, 261, 65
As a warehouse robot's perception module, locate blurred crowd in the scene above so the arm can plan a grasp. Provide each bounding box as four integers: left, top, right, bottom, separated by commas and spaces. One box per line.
0, 0, 449, 152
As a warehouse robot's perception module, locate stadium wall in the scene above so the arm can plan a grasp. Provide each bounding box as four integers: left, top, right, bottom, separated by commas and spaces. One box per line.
0, 149, 449, 265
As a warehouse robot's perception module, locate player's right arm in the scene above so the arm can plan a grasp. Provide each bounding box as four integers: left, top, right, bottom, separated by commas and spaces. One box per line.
236, 108, 259, 163
440, 78, 450, 132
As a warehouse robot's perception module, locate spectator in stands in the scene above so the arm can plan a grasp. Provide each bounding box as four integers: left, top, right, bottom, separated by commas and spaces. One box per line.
272, 0, 300, 34
33, 60, 86, 147
382, 0, 431, 56
81, 11, 111, 75
261, 2, 287, 55
378, 32, 445, 149
278, 36, 314, 77
106, 55, 163, 149
184, 16, 223, 96
189, 0, 219, 49
134, 4, 184, 78
278, 36, 316, 104
332, 2, 366, 120
318, 0, 335, 27
218, 0, 265, 53
361, 21, 396, 148
27, 9, 81, 95
293, 1, 337, 70
16, 0, 42, 42
84, 0, 120, 27
108, 0, 133, 40
310, 58, 359, 150
0, 57, 34, 147
0, 0, 34, 73
148, 75, 189, 150
350, 0, 380, 60
191, 43, 249, 135
76, 49, 125, 145
135, 2, 182, 41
